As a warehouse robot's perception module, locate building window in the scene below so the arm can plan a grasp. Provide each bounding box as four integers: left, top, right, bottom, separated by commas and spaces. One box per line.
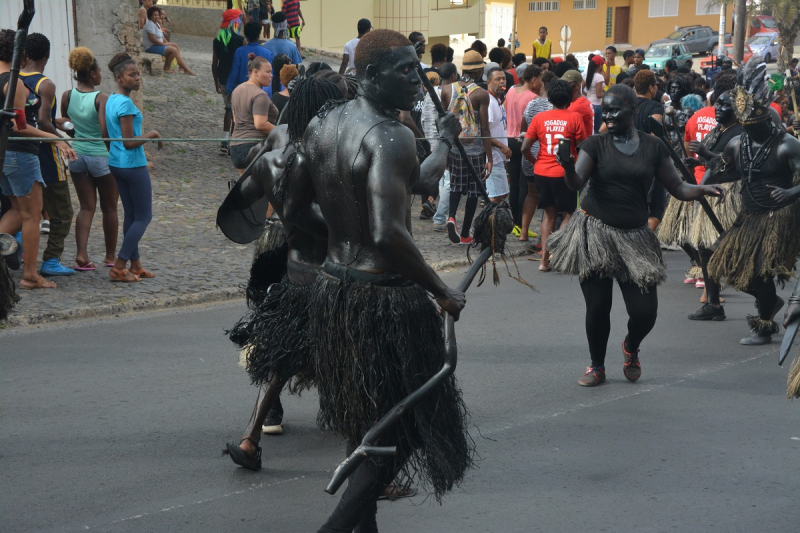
695, 0, 716, 16
573, 0, 597, 9
529, 1, 559, 12
648, 0, 678, 18
605, 7, 612, 38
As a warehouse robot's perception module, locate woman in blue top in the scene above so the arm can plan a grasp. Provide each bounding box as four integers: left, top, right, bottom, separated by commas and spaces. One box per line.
103, 52, 162, 283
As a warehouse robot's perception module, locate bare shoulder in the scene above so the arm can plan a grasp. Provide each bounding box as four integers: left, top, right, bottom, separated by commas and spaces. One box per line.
362, 119, 416, 161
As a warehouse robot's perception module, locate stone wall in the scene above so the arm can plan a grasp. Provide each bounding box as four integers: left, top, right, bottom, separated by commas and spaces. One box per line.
75, 0, 143, 107
160, 6, 224, 38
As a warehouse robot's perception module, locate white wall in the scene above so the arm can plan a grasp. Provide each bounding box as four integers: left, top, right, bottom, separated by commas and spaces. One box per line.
0, 0, 77, 94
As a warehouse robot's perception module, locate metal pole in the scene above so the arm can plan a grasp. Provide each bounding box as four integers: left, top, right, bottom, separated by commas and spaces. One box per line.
510, 0, 518, 55
717, 3, 727, 59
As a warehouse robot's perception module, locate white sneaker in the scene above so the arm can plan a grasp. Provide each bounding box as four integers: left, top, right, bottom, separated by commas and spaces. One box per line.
40, 220, 50, 235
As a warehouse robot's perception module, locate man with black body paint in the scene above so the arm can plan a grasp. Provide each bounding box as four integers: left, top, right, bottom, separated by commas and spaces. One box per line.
285, 29, 471, 532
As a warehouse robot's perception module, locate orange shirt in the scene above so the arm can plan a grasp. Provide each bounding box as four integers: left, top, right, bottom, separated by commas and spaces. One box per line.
524, 108, 587, 177
684, 106, 717, 184
568, 96, 594, 138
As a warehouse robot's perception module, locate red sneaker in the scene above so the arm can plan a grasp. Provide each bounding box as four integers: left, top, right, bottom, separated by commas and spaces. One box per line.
622, 340, 641, 382
459, 236, 474, 245
446, 217, 460, 244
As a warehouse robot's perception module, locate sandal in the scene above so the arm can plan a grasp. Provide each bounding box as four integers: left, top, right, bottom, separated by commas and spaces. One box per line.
378, 483, 418, 501
130, 267, 155, 279
109, 267, 140, 282
19, 276, 57, 290
74, 261, 97, 271
223, 439, 261, 471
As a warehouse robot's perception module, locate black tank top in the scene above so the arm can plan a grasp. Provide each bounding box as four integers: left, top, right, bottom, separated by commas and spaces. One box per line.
0, 71, 41, 155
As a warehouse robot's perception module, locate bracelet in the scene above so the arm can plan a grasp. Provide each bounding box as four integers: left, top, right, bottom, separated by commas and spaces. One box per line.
437, 136, 453, 151
789, 295, 800, 305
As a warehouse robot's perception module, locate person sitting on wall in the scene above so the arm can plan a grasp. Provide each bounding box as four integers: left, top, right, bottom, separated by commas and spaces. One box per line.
141, 6, 194, 76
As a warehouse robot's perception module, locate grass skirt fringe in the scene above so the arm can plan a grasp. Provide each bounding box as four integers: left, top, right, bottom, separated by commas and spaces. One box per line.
787, 349, 800, 399
658, 197, 696, 246
548, 210, 667, 289
309, 273, 474, 501
707, 202, 800, 292
0, 257, 19, 322
241, 279, 315, 393
689, 182, 742, 250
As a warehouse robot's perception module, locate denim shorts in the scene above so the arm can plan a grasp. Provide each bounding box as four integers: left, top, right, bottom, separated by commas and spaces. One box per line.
1, 150, 45, 197
220, 86, 232, 111
68, 154, 111, 178
230, 142, 258, 169
486, 164, 510, 199
146, 45, 168, 55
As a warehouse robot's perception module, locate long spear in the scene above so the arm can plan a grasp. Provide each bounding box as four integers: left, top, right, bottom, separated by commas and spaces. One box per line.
649, 116, 726, 236
0, 0, 36, 172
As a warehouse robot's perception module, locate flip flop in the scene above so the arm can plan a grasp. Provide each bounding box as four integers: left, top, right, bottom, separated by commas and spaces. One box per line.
74, 262, 96, 271
103, 261, 115, 267
223, 440, 261, 471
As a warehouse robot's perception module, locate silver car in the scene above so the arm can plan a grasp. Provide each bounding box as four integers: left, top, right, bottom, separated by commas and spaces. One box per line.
746, 32, 779, 63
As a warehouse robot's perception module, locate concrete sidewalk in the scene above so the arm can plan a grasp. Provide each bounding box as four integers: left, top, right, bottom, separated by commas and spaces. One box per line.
2, 34, 537, 328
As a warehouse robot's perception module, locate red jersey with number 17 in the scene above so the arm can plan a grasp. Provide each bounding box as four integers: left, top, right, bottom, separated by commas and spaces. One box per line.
524, 108, 587, 177
684, 106, 717, 184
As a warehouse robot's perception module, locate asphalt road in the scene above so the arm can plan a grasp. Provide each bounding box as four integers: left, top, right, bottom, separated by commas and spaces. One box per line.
2, 252, 798, 532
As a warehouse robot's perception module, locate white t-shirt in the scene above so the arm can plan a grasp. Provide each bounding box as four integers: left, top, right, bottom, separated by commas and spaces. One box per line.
584, 72, 605, 106
343, 37, 359, 70
487, 94, 508, 164
143, 19, 163, 48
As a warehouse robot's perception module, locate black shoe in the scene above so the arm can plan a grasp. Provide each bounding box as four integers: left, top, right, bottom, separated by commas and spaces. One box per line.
262, 397, 283, 435
740, 328, 772, 346
688, 303, 726, 321
419, 209, 432, 220
421, 200, 436, 217
220, 142, 229, 156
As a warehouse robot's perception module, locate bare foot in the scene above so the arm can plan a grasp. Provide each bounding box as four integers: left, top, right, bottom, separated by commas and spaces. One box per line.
181, 69, 196, 76
19, 276, 57, 289
538, 264, 551, 272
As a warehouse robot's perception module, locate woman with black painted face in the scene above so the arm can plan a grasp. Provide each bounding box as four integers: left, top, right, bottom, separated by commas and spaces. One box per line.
550, 84, 723, 387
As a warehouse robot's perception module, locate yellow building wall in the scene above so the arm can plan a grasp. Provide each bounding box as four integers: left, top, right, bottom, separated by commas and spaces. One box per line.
515, 0, 732, 58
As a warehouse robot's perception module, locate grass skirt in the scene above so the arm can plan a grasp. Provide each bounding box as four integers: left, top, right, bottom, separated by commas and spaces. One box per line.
658, 197, 696, 246
309, 271, 474, 500
0, 257, 19, 322
689, 182, 742, 250
707, 202, 800, 292
548, 210, 667, 289
241, 279, 316, 393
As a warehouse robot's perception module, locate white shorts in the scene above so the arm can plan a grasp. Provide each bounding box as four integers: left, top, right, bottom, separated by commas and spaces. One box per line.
485, 164, 510, 199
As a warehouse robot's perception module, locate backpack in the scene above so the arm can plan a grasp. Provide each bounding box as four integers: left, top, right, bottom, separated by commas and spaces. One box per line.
447, 82, 481, 139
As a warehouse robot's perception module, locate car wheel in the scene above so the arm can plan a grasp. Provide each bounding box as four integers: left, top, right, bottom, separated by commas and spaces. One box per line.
764, 53, 771, 63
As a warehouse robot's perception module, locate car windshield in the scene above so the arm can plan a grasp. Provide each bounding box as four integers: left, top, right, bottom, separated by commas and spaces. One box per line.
711, 45, 732, 56
647, 46, 670, 57
747, 35, 772, 45
667, 31, 683, 40
760, 18, 777, 29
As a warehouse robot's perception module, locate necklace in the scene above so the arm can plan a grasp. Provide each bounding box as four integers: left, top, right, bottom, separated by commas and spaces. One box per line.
739, 123, 778, 182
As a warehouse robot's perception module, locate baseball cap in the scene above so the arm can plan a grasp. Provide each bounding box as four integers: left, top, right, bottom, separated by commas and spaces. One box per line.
461, 49, 486, 72
552, 56, 563, 64
561, 69, 582, 84
357, 18, 372, 33
591, 55, 605, 66
220, 9, 242, 28
634, 48, 646, 57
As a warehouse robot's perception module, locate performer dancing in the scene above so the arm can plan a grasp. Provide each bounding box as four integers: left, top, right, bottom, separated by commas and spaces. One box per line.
705, 56, 800, 346
686, 88, 743, 321
285, 30, 471, 531
219, 76, 344, 470
550, 84, 723, 386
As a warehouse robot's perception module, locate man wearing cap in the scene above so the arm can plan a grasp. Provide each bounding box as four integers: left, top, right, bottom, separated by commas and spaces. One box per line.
262, 11, 302, 64
212, 9, 245, 155
627, 49, 646, 78
603, 46, 621, 91
440, 49, 493, 245
339, 18, 371, 75
563, 69, 594, 138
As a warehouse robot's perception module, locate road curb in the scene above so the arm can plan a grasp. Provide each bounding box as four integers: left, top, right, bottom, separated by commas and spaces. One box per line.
3, 249, 530, 328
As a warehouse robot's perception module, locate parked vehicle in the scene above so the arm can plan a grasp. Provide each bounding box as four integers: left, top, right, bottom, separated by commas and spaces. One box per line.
746, 32, 779, 63
644, 42, 692, 70
749, 15, 777, 37
650, 25, 730, 55
700, 43, 754, 73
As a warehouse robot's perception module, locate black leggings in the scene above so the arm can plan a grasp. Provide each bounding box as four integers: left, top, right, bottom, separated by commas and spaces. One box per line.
680, 244, 700, 269
744, 276, 779, 321
698, 248, 721, 305
318, 441, 404, 533
448, 192, 478, 238
580, 274, 659, 367
507, 138, 527, 226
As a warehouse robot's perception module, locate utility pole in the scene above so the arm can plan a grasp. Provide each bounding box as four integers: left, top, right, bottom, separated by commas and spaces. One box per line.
718, 2, 727, 57
733, 0, 747, 64
511, 0, 518, 54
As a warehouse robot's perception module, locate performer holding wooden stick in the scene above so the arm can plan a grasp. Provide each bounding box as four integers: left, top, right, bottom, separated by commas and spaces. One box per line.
552, 84, 723, 387
285, 30, 471, 531
704, 55, 800, 346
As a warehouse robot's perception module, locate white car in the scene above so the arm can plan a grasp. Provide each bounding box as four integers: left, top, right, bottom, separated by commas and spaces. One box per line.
746, 32, 779, 63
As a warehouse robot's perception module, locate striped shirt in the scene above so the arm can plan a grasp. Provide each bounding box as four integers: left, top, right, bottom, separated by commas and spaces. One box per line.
282, 0, 301, 27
